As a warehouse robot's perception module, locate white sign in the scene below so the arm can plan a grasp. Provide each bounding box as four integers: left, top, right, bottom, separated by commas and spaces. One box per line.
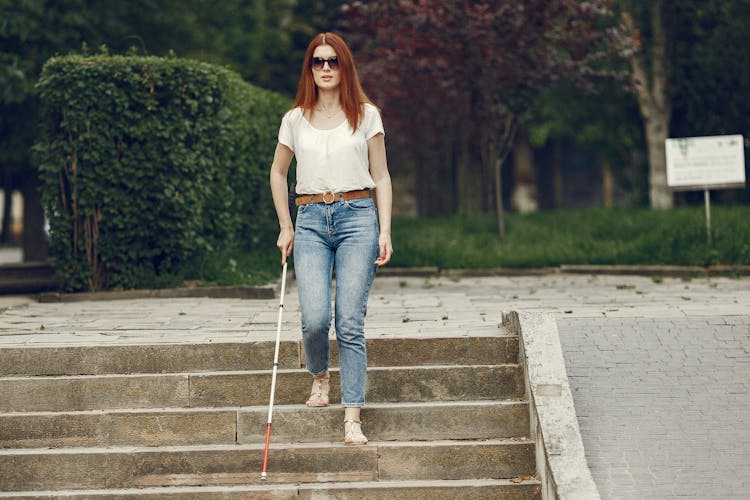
665, 134, 746, 190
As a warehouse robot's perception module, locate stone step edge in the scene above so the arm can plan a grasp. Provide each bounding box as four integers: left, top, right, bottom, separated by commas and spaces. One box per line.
1, 400, 531, 450
0, 478, 542, 498
0, 439, 530, 456
0, 399, 526, 417
0, 363, 517, 382
0, 334, 517, 347
0, 336, 519, 375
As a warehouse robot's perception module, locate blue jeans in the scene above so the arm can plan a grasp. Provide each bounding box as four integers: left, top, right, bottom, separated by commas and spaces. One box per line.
294, 196, 379, 407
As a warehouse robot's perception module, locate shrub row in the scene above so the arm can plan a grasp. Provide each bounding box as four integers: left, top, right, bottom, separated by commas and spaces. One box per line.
34, 54, 289, 291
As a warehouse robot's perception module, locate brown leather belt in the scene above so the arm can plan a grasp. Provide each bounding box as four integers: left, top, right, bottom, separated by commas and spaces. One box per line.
295, 189, 371, 206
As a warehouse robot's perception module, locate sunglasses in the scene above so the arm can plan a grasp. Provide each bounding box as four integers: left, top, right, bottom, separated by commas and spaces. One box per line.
311, 56, 339, 71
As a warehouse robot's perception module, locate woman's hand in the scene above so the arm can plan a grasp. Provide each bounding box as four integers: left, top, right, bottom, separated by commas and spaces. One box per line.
367, 133, 393, 267
269, 142, 295, 265
277, 226, 294, 265
375, 232, 393, 266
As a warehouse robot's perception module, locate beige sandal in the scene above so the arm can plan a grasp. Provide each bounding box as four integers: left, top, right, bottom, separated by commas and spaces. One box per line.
305, 372, 330, 407
344, 419, 368, 445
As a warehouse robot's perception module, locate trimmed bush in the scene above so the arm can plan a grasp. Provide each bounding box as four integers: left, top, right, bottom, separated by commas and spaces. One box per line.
34, 54, 289, 291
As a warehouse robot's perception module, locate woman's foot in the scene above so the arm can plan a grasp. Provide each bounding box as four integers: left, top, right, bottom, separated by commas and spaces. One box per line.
343, 407, 368, 445
344, 419, 368, 445
305, 371, 330, 407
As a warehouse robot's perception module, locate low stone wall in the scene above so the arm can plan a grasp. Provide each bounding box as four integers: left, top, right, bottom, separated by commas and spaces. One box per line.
504, 311, 600, 500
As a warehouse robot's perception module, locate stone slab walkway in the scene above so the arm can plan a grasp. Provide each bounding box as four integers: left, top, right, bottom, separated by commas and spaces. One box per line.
1, 273, 749, 499
557, 316, 750, 499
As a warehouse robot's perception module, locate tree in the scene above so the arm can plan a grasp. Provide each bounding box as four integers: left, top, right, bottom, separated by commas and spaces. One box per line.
528, 79, 646, 207
669, 1, 750, 141
1, 0, 330, 258
343, 1, 629, 237
0, 0, 96, 254
620, 0, 750, 208
620, 0, 672, 209
671, 0, 750, 204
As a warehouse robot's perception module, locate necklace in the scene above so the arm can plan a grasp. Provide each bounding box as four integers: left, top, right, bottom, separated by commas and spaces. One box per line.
315, 106, 341, 119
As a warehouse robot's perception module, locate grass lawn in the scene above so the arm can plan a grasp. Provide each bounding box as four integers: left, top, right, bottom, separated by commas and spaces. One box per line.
188, 205, 750, 286
390, 206, 750, 269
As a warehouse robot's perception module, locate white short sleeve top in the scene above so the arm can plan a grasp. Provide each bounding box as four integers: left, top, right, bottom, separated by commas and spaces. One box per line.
277, 103, 384, 194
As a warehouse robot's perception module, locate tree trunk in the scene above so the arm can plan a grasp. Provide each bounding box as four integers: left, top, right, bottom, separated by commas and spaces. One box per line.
495, 157, 505, 240
644, 116, 671, 208
622, 0, 673, 209
553, 141, 564, 208
511, 131, 538, 214
490, 115, 517, 240
1, 174, 13, 244
22, 171, 49, 261
602, 159, 614, 208
456, 112, 481, 214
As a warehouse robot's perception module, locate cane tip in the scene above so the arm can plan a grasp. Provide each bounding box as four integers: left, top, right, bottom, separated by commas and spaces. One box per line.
261, 472, 267, 481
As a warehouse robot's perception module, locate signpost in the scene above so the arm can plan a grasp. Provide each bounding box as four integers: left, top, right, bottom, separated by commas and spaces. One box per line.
665, 134, 746, 244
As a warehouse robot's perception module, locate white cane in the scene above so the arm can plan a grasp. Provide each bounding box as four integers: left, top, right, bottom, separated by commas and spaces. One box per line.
261, 261, 287, 480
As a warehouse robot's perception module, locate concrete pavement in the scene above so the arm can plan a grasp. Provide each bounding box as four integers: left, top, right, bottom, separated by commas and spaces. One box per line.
0, 246, 21, 265
557, 315, 750, 499
1, 273, 749, 499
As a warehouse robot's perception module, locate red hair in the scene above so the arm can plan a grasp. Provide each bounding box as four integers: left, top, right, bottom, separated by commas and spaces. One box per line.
293, 32, 374, 131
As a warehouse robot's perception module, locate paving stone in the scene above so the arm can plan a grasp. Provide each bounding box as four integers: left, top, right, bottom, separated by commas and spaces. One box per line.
557, 315, 750, 500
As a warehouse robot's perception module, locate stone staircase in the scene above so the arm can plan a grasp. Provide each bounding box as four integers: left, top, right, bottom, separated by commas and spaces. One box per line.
0, 261, 59, 294
0, 331, 541, 498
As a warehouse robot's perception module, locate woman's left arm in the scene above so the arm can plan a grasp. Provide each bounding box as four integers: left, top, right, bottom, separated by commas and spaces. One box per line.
368, 132, 393, 266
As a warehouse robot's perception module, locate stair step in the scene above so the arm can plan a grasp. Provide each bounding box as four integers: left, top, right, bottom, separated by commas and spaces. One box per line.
377, 440, 536, 481
239, 401, 529, 444
0, 479, 542, 499
0, 262, 59, 294
0, 342, 302, 376
0, 336, 518, 376
0, 365, 524, 412
0, 322, 537, 498
0, 440, 535, 491
0, 262, 55, 280
326, 336, 518, 368
0, 278, 60, 294
1, 401, 529, 448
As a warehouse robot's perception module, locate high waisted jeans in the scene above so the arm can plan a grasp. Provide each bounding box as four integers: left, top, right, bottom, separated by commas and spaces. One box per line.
294, 196, 379, 407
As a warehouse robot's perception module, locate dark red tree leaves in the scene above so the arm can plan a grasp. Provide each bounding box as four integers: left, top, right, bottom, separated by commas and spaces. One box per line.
342, 1, 631, 217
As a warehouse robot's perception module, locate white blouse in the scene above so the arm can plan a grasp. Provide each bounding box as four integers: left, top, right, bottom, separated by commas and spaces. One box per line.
277, 103, 384, 194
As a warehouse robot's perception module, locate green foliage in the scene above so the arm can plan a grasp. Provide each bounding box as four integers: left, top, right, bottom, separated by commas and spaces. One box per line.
669, 0, 750, 137
391, 206, 750, 268
182, 246, 281, 287
34, 54, 289, 291
528, 81, 642, 157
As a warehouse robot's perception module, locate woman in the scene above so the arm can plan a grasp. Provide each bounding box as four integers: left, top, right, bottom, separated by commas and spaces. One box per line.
269, 32, 393, 445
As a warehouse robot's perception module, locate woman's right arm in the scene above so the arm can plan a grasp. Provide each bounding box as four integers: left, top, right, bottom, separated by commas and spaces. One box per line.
269, 142, 295, 265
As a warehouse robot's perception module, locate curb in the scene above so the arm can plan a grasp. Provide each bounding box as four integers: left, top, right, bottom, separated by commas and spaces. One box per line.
505, 310, 600, 500
37, 285, 276, 303
379, 265, 750, 278
4, 264, 748, 303
558, 264, 750, 277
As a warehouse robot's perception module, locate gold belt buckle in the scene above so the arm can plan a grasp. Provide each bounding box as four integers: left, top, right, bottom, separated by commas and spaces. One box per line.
322, 192, 335, 204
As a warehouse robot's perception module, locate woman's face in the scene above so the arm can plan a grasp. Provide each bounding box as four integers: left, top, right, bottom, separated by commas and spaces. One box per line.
311, 44, 340, 91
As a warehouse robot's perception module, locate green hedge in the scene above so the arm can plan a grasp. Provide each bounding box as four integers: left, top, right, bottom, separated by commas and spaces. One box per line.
34, 54, 289, 291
